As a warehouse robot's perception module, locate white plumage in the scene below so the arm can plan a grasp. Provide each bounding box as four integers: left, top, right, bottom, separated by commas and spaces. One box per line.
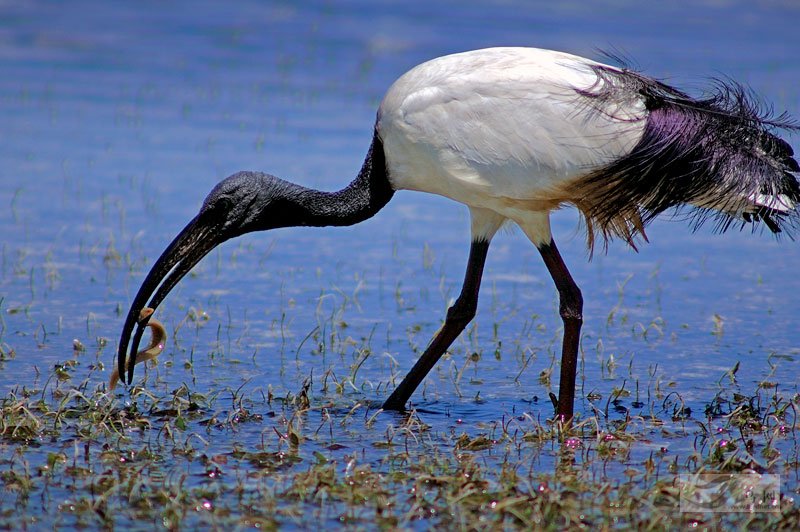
379, 47, 797, 245
380, 48, 646, 242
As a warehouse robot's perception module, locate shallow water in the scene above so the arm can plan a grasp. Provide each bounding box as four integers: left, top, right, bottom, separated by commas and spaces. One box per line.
1, 0, 799, 526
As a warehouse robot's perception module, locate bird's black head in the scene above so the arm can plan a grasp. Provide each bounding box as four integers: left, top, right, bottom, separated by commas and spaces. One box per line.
116, 171, 296, 385
199, 171, 298, 237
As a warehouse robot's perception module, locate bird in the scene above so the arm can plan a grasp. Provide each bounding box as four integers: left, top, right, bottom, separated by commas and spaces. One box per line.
117, 47, 799, 421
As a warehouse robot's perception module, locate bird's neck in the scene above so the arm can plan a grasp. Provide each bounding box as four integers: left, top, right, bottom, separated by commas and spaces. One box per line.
284, 132, 395, 227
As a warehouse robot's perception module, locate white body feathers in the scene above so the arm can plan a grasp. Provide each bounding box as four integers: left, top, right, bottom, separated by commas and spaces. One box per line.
376, 47, 799, 244
378, 48, 647, 243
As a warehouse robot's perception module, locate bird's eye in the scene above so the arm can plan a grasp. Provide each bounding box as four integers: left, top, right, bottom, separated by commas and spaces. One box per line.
213, 196, 233, 211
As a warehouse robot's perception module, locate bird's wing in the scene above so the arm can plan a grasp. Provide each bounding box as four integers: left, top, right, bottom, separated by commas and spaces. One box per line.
378, 47, 647, 206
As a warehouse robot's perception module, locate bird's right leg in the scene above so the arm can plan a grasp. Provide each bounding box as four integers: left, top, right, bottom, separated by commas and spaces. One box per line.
516, 212, 583, 422
537, 239, 583, 423
382, 239, 490, 411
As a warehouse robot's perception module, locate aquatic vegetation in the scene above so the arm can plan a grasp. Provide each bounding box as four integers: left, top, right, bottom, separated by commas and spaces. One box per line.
0, 363, 798, 529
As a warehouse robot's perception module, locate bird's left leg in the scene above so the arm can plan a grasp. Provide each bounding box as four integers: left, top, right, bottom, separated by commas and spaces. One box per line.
381, 239, 489, 410
382, 208, 505, 411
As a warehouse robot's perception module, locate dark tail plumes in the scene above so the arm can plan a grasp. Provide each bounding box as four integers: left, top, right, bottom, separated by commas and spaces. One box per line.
573, 64, 800, 249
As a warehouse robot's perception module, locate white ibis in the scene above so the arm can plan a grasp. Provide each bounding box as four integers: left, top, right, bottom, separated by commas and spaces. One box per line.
118, 47, 799, 421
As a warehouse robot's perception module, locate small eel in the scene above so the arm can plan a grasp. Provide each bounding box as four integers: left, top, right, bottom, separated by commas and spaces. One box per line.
109, 308, 166, 391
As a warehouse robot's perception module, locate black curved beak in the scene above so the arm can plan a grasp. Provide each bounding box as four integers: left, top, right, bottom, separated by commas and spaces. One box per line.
117, 214, 223, 385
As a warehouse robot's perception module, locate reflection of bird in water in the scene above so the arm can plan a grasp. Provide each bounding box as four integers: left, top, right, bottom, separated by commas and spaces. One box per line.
117, 47, 799, 420
110, 308, 164, 391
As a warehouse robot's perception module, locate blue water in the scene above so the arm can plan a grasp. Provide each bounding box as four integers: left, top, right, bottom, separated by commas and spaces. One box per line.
1, 0, 799, 525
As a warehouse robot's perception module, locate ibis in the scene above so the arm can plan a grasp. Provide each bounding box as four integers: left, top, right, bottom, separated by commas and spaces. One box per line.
118, 47, 799, 421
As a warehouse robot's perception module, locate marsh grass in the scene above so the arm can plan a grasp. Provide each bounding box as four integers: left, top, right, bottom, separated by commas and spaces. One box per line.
1, 355, 798, 530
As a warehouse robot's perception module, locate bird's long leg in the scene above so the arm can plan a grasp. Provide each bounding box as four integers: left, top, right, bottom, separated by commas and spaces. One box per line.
382, 239, 490, 411
537, 239, 583, 422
